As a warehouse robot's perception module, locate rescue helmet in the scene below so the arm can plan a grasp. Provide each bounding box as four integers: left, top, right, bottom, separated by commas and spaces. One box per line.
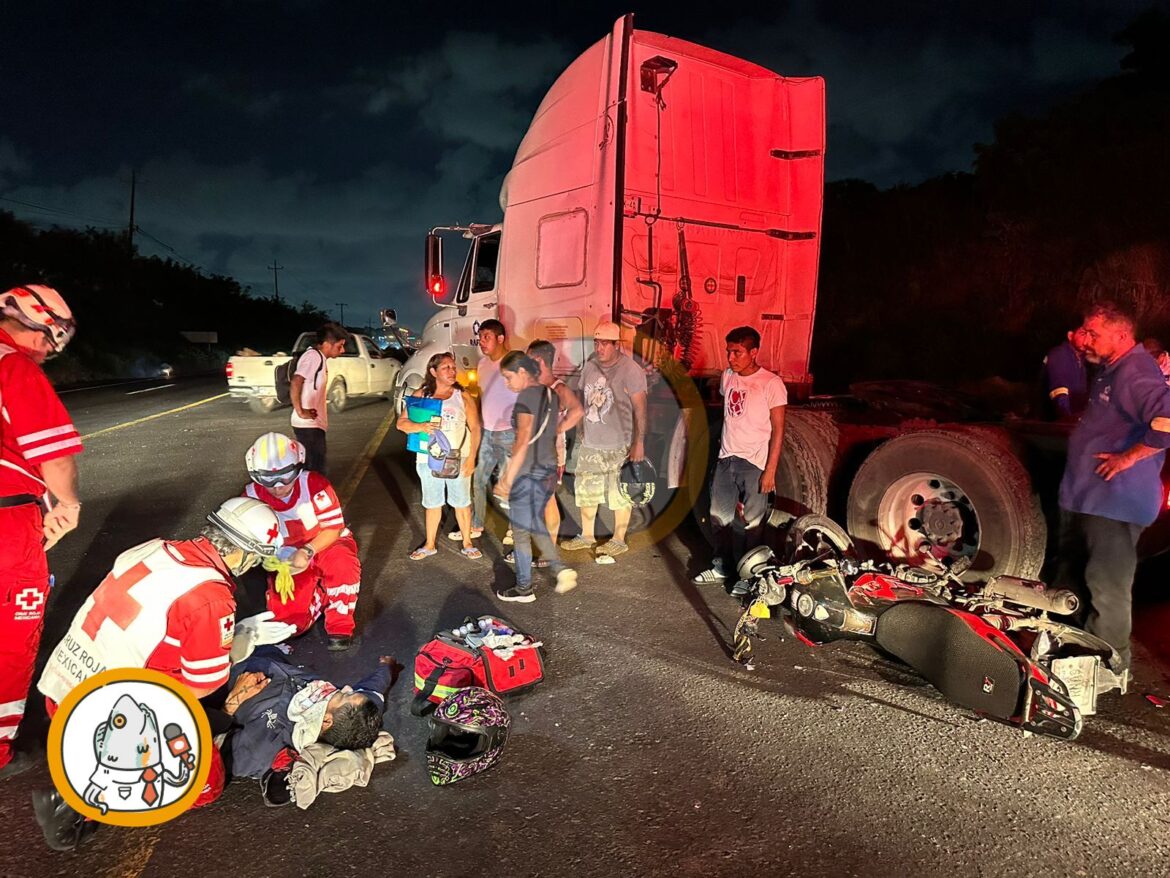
0, 285, 76, 355
617, 458, 656, 507
245, 432, 305, 488
426, 687, 510, 785
207, 497, 283, 561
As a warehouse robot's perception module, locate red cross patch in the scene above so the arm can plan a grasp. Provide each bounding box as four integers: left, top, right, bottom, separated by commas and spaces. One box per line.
14, 587, 46, 617
219, 614, 235, 648
312, 490, 332, 511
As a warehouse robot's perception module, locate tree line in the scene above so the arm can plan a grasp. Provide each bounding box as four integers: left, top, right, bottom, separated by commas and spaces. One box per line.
812, 9, 1170, 401
0, 213, 329, 383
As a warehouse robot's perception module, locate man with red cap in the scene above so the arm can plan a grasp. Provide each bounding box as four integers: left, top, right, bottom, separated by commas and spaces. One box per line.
0, 284, 82, 779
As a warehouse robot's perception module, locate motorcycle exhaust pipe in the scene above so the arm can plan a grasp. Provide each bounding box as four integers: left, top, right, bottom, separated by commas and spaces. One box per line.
983, 576, 1079, 615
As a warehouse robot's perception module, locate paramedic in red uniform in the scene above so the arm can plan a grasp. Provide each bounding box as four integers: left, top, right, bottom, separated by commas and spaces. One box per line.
32, 496, 295, 851
0, 284, 82, 779
243, 431, 362, 651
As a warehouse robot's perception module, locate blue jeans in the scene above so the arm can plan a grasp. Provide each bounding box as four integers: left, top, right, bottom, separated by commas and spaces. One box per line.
509, 465, 565, 591
709, 456, 769, 576
472, 429, 515, 530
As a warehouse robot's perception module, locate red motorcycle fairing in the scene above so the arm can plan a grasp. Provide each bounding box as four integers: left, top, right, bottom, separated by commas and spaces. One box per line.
870, 601, 1082, 739
848, 572, 933, 608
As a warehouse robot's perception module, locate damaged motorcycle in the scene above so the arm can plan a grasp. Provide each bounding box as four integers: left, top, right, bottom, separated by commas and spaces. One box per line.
730, 515, 1128, 740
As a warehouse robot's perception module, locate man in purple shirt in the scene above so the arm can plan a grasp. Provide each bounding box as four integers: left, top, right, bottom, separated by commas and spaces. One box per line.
1055, 302, 1170, 670
455, 319, 518, 539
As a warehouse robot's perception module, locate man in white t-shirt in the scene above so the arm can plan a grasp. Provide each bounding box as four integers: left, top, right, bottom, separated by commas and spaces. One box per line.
693, 326, 787, 585
290, 323, 348, 474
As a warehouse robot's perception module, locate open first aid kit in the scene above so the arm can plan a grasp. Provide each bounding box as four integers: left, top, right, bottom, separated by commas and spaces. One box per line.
412, 616, 544, 713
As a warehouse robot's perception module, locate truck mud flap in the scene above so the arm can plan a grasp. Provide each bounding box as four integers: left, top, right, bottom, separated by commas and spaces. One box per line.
874, 601, 1022, 721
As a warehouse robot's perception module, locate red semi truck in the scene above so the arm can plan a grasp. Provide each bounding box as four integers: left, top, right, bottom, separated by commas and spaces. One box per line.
397, 14, 1170, 578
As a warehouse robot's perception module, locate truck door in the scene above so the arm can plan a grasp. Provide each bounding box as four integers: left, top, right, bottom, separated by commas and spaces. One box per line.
454, 231, 501, 375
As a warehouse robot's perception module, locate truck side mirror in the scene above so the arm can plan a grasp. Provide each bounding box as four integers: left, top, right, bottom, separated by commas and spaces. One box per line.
426, 234, 451, 304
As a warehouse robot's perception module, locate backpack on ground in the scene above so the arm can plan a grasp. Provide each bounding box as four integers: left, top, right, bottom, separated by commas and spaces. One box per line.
275, 347, 324, 407
411, 615, 544, 715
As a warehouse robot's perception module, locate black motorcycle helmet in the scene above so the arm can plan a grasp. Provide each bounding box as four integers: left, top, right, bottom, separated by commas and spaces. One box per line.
618, 459, 656, 507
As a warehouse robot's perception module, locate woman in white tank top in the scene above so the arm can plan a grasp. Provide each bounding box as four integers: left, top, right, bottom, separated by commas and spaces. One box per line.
396, 353, 482, 560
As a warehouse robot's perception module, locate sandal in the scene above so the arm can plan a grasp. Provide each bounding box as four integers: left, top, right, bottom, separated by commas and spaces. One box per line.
410, 547, 438, 560
461, 546, 483, 560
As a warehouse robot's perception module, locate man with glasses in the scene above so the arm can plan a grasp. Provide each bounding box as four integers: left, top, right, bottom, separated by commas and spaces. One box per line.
0, 285, 82, 778
561, 321, 647, 561
243, 432, 361, 651
291, 322, 349, 474
1055, 302, 1170, 673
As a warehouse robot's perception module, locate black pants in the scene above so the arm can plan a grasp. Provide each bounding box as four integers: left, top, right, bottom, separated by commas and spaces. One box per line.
293, 427, 327, 475
1053, 509, 1143, 668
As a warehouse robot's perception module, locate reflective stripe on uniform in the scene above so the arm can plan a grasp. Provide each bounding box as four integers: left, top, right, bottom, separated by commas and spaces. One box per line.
1152, 417, 1170, 433
1049, 387, 1069, 399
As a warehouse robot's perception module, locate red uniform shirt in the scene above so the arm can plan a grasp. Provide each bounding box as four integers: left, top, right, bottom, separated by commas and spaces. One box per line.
244, 470, 348, 547
0, 327, 83, 497
38, 538, 237, 702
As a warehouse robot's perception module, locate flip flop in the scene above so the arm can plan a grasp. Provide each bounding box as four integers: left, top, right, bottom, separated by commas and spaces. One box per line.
410, 547, 438, 560
461, 546, 483, 560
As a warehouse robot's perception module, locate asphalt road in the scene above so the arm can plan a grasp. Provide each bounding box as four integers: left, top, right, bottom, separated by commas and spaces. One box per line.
1, 381, 1169, 878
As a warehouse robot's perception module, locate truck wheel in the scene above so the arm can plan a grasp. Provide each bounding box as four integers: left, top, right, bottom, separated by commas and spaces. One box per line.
846, 429, 1045, 580
248, 397, 279, 415
327, 379, 349, 413
773, 409, 838, 525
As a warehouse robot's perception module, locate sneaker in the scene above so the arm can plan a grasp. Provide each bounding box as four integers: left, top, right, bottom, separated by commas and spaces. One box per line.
692, 563, 727, 585
32, 790, 97, 852
560, 536, 595, 552
555, 569, 578, 594
729, 579, 751, 597
504, 551, 550, 568
327, 634, 354, 652
449, 528, 484, 541
496, 586, 536, 603
596, 539, 629, 557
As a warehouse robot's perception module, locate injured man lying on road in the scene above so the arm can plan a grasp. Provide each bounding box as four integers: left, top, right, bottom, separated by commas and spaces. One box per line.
220, 646, 396, 805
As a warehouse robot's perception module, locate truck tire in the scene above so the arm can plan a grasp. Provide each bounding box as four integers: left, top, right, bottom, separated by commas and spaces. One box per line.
846, 429, 1045, 580
327, 379, 349, 413
248, 397, 279, 415
773, 408, 837, 524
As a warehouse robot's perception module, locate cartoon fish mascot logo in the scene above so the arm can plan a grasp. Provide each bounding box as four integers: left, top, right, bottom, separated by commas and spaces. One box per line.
48, 669, 212, 827
84, 694, 191, 814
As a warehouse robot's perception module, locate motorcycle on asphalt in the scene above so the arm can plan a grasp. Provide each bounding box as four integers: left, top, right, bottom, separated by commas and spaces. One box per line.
730, 515, 1129, 741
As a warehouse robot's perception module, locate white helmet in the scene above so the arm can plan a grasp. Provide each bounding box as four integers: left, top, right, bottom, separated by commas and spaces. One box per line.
1, 285, 76, 355
245, 432, 305, 488
207, 497, 283, 557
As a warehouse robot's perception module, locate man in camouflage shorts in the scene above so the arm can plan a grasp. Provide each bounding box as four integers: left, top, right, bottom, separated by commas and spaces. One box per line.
561, 321, 647, 561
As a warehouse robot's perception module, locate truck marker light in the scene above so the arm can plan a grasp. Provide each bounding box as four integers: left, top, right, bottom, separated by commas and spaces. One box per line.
226, 362, 233, 378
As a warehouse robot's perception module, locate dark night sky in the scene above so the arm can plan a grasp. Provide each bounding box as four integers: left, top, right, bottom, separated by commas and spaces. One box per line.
0, 1, 1156, 331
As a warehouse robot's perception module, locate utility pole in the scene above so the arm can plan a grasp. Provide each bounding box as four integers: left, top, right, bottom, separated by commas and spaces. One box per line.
335, 302, 347, 325
268, 261, 284, 302
125, 169, 137, 252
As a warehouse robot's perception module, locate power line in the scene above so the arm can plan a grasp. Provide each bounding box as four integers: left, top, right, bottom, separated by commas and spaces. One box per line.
268, 261, 284, 302
0, 194, 122, 227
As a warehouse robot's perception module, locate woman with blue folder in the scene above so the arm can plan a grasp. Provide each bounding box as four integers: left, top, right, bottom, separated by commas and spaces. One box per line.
396, 352, 482, 560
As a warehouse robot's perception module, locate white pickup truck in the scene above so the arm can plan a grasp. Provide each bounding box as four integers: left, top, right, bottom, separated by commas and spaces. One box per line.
227, 331, 402, 414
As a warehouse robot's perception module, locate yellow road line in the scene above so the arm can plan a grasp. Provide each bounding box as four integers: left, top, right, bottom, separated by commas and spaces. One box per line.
80, 393, 229, 440
339, 407, 396, 504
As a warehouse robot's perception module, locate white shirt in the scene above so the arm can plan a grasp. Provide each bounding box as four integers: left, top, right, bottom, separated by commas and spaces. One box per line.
290, 348, 328, 431
719, 367, 788, 470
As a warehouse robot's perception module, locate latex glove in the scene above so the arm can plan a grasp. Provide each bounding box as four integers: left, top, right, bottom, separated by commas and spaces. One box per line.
230, 611, 297, 664
275, 545, 298, 563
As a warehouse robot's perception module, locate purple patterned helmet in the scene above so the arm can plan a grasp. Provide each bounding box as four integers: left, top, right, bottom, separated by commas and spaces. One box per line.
426, 687, 510, 786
